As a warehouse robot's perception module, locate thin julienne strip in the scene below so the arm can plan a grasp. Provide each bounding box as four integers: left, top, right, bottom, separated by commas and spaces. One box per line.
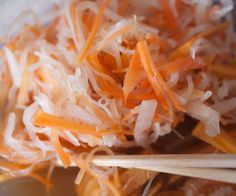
123, 48, 142, 104
76, 0, 111, 64
51, 129, 71, 168
33, 111, 121, 136
137, 40, 185, 112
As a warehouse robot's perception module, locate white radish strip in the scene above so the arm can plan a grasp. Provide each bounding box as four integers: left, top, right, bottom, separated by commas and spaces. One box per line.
134, 100, 157, 147
64, 104, 102, 125
3, 47, 21, 87
185, 100, 220, 137
212, 97, 236, 115
4, 113, 18, 147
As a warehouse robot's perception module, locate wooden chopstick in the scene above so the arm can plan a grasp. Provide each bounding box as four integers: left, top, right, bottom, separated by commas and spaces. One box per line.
91, 154, 236, 169
91, 154, 236, 184
135, 166, 236, 185
57, 154, 236, 184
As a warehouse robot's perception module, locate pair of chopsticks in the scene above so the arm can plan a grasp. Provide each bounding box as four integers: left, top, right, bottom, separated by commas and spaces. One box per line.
85, 154, 236, 184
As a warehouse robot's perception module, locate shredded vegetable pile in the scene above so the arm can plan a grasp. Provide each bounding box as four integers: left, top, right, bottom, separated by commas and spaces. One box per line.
1, 0, 236, 195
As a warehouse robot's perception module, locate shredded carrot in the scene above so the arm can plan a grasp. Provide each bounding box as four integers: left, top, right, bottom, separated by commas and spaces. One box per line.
69, 1, 80, 50
158, 57, 207, 76
45, 17, 59, 44
192, 123, 236, 153
137, 40, 185, 112
17, 53, 38, 106
51, 129, 71, 168
159, 0, 180, 33
170, 22, 228, 60
81, 96, 114, 124
97, 25, 133, 51
128, 91, 156, 100
198, 22, 228, 38
123, 48, 142, 104
87, 53, 107, 73
145, 34, 171, 50
34, 111, 121, 136
76, 0, 111, 64
98, 52, 118, 70
82, 11, 96, 32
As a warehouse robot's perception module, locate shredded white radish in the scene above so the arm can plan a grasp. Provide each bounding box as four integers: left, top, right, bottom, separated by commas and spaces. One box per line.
64, 104, 102, 125
181, 75, 194, 102
3, 47, 22, 87
35, 93, 55, 114
77, 0, 122, 21
23, 102, 52, 152
167, 73, 179, 87
190, 38, 213, 59
102, 134, 117, 147
212, 97, 236, 115
209, 0, 233, 21
200, 90, 212, 102
96, 19, 135, 51
197, 72, 210, 90
182, 23, 212, 42
185, 100, 220, 137
193, 0, 211, 25
4, 113, 18, 147
217, 80, 229, 100
62, 131, 80, 147
134, 100, 157, 147
151, 122, 172, 142
65, 1, 81, 51
77, 134, 103, 147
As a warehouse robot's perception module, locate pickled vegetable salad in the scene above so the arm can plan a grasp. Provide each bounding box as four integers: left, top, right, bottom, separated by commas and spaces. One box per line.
0, 0, 236, 195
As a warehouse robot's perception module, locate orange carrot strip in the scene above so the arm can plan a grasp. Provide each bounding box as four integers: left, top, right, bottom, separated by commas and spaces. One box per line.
51, 129, 71, 168
198, 22, 228, 38
170, 22, 228, 60
44, 17, 59, 44
137, 40, 185, 112
159, 0, 180, 32
158, 57, 206, 76
70, 1, 80, 48
82, 11, 95, 32
87, 53, 106, 73
137, 41, 169, 110
145, 34, 171, 50
76, 0, 111, 64
34, 111, 120, 136
34, 111, 95, 133
88, 53, 122, 86
97, 25, 133, 51
81, 96, 114, 124
17, 69, 30, 106
101, 90, 123, 97
192, 123, 236, 153
169, 37, 196, 60
128, 91, 156, 100
123, 48, 142, 104
17, 53, 38, 106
